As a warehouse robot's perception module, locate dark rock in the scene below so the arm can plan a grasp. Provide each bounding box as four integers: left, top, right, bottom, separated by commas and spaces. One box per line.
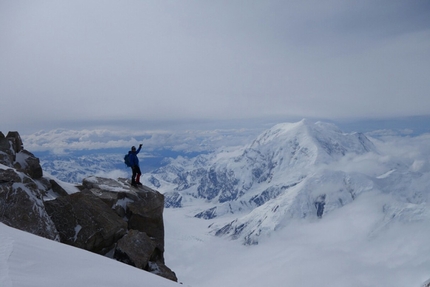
14, 149, 43, 179
82, 176, 139, 204
79, 176, 167, 261
314, 194, 326, 218
249, 182, 300, 207
0, 168, 59, 240
164, 191, 182, 208
6, 131, 23, 153
197, 166, 239, 202
0, 168, 21, 183
195, 206, 217, 219
83, 176, 176, 281
114, 229, 156, 269
149, 175, 161, 188
147, 261, 178, 282
215, 219, 253, 243
0, 131, 43, 179
114, 229, 177, 281
44, 191, 127, 254
127, 186, 165, 255
0, 134, 14, 166
49, 179, 69, 197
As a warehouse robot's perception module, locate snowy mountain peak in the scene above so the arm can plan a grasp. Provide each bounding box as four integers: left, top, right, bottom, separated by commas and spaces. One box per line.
142, 120, 430, 246
250, 119, 340, 145
244, 119, 376, 173
149, 120, 374, 211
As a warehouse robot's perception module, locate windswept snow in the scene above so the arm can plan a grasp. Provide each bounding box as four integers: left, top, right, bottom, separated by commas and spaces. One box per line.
0, 223, 179, 287
1, 200, 430, 287
164, 194, 430, 287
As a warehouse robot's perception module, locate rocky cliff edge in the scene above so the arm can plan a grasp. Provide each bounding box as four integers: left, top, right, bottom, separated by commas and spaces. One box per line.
0, 131, 177, 282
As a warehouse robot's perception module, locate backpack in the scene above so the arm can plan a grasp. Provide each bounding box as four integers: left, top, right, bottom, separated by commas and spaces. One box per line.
124, 154, 132, 167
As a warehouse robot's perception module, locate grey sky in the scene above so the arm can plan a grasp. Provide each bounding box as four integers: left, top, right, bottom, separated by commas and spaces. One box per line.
1, 0, 430, 133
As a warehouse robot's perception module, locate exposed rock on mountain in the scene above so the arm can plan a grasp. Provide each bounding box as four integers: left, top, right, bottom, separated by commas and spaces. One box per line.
44, 191, 128, 254
0, 131, 59, 240
115, 229, 156, 269
45, 176, 176, 281
0, 131, 177, 282
1, 131, 43, 179
80, 176, 173, 279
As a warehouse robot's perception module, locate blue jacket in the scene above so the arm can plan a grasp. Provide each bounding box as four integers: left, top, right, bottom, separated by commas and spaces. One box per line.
128, 146, 141, 167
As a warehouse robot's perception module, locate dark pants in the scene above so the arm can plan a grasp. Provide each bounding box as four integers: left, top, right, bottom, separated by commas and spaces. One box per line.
131, 165, 141, 184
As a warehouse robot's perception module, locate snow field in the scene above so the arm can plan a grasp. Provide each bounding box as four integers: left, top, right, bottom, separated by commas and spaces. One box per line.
164, 192, 430, 287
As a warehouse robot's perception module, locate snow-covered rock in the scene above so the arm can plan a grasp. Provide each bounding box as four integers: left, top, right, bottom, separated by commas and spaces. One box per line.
0, 131, 65, 240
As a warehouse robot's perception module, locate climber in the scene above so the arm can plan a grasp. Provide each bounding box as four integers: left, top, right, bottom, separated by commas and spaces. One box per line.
128, 144, 143, 186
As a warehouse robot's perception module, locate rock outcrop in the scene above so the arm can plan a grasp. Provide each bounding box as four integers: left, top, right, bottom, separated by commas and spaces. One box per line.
0, 131, 177, 282
44, 191, 128, 254
79, 176, 176, 281
0, 131, 43, 179
0, 131, 59, 240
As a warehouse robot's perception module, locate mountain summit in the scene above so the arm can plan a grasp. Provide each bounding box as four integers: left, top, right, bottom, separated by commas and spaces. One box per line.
247, 119, 375, 166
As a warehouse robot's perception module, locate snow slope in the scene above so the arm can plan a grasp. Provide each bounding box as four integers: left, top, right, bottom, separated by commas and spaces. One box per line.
2, 197, 430, 287
0, 223, 179, 287
164, 193, 430, 287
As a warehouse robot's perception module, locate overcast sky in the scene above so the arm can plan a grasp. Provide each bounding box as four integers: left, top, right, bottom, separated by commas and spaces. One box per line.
1, 0, 430, 133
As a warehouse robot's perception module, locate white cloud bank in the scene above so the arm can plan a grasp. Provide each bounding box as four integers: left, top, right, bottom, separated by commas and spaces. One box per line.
22, 127, 263, 154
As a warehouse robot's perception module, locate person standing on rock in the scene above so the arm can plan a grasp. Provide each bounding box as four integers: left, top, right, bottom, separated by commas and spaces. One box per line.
129, 144, 143, 186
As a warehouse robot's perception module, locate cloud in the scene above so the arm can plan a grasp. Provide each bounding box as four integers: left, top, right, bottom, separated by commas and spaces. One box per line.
1, 0, 430, 133
21, 127, 262, 154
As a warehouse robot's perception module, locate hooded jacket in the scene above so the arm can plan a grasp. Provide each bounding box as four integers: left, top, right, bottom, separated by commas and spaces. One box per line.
128, 145, 142, 167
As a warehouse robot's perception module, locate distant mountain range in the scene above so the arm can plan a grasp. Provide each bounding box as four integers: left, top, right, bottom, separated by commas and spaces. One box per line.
34, 120, 430, 245
140, 120, 430, 244
36, 149, 205, 184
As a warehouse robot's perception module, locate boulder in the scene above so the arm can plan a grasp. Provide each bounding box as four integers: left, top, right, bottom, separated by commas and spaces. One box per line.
114, 229, 178, 282
114, 229, 157, 269
6, 131, 23, 153
82, 177, 135, 221
147, 261, 178, 282
0, 133, 14, 166
14, 149, 43, 179
44, 191, 128, 254
127, 186, 165, 256
82, 176, 166, 255
79, 176, 175, 281
0, 131, 43, 179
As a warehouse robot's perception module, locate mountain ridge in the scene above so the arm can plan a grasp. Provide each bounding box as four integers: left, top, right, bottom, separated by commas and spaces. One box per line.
142, 120, 429, 244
